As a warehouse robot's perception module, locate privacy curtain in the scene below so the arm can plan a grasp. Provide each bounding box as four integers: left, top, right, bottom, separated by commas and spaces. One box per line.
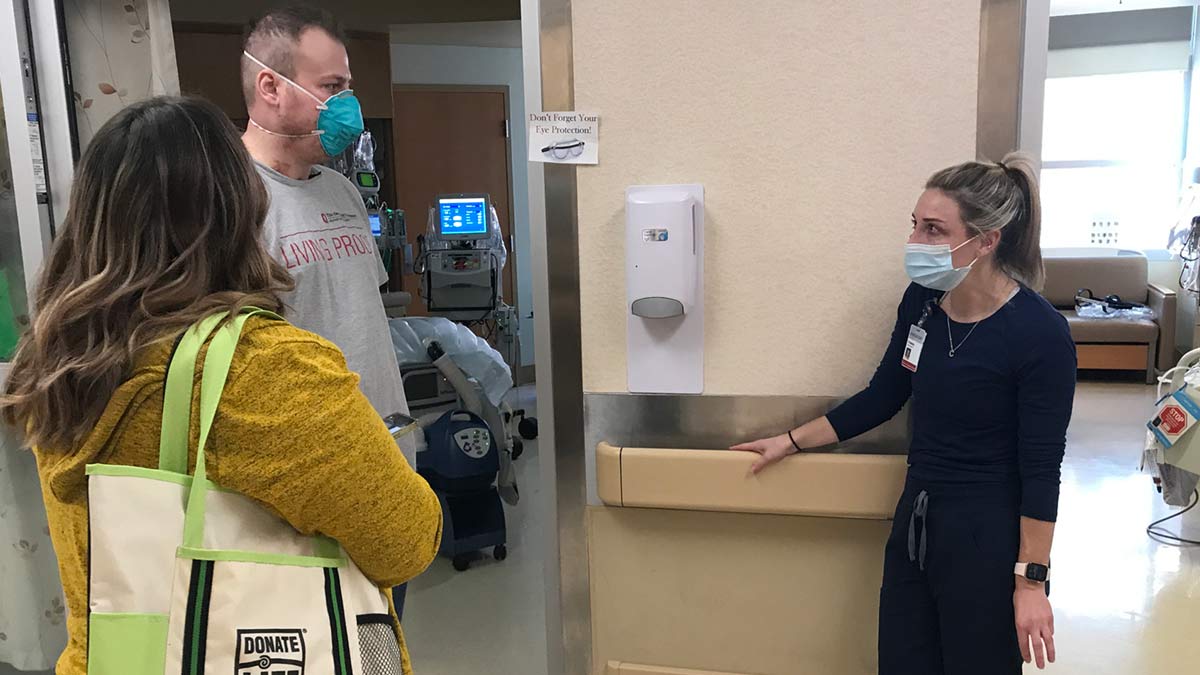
0, 424, 66, 671
0, 1, 180, 669
65, 0, 181, 150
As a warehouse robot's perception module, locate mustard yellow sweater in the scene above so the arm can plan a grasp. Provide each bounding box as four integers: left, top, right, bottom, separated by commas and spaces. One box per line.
33, 316, 442, 675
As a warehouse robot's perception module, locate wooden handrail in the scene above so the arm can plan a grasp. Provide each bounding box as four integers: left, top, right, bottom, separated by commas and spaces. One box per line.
596, 442, 907, 520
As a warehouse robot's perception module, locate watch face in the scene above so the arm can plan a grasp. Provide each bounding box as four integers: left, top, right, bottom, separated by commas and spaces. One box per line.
1026, 563, 1049, 582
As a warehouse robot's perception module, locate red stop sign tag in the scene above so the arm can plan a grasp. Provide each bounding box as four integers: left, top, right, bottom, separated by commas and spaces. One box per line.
1160, 405, 1188, 435
1149, 391, 1200, 448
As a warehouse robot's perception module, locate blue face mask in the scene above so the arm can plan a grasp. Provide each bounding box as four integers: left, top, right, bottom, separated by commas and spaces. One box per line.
244, 51, 365, 157
904, 236, 979, 291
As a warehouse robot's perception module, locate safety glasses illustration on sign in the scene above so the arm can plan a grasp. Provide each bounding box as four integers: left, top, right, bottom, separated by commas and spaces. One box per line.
541, 138, 585, 160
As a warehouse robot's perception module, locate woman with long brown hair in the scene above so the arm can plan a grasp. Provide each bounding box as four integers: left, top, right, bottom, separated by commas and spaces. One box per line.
0, 96, 440, 675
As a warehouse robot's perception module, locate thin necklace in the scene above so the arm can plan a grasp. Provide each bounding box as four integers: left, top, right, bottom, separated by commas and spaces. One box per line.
943, 281, 1017, 357
946, 312, 979, 358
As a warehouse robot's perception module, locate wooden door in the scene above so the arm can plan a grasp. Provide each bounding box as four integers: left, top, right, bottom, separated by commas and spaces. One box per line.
391, 86, 515, 316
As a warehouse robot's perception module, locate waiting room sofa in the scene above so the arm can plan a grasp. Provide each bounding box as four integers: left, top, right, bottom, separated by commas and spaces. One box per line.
1041, 248, 1176, 383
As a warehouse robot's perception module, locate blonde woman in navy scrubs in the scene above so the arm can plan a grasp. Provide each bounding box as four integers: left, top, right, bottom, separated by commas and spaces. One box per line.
734, 154, 1076, 674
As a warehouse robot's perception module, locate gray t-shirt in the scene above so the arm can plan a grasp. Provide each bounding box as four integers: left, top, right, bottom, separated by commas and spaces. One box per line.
256, 162, 414, 463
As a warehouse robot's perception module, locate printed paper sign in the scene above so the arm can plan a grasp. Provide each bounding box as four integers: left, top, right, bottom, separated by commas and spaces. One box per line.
528, 112, 599, 165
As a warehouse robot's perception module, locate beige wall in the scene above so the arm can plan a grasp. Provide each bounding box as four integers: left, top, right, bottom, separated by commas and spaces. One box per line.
574, 0, 982, 396
575, 2, 987, 673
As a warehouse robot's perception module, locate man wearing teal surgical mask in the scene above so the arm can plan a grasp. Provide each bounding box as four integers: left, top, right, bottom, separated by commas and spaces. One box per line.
242, 7, 363, 168
241, 5, 421, 622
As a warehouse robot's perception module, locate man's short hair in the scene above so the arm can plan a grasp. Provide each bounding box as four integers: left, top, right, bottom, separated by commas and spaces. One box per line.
241, 5, 346, 106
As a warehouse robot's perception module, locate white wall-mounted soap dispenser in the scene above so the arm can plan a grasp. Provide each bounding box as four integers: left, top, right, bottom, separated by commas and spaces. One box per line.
625, 184, 704, 394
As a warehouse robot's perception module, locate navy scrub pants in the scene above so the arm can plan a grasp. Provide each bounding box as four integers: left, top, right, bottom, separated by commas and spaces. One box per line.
878, 480, 1025, 675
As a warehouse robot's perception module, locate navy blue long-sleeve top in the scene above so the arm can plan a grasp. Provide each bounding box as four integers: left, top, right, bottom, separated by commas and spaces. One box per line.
826, 283, 1076, 522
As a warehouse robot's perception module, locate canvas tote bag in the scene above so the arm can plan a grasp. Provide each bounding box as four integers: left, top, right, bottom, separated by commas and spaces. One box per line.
86, 310, 405, 675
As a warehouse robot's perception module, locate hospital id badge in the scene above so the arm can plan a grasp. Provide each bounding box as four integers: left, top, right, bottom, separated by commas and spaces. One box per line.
901, 325, 926, 372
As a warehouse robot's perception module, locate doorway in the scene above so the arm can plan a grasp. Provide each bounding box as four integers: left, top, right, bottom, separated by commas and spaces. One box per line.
385, 18, 549, 675
1, 3, 552, 674
391, 85, 518, 315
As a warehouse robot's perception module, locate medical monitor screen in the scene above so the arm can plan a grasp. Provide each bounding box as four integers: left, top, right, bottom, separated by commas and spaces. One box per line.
369, 213, 382, 236
438, 196, 489, 239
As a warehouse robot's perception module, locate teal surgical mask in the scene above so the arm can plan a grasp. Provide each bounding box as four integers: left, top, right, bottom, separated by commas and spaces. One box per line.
244, 51, 364, 157
904, 236, 979, 291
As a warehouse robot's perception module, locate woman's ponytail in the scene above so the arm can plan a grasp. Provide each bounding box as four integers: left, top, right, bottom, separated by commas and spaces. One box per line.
996, 151, 1044, 291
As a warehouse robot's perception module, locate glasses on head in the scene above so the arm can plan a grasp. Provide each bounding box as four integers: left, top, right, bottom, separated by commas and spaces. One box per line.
541, 139, 585, 160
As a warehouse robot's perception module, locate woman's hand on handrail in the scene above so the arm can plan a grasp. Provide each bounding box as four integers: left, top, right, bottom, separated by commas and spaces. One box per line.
730, 417, 838, 475
730, 434, 796, 475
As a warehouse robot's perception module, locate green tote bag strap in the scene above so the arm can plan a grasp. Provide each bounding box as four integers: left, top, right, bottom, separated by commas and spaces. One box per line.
180, 311, 255, 549
165, 308, 344, 565
159, 309, 285, 474
158, 313, 228, 474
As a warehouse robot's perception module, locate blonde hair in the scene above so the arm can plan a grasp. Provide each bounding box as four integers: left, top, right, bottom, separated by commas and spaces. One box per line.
926, 151, 1044, 290
0, 97, 293, 450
